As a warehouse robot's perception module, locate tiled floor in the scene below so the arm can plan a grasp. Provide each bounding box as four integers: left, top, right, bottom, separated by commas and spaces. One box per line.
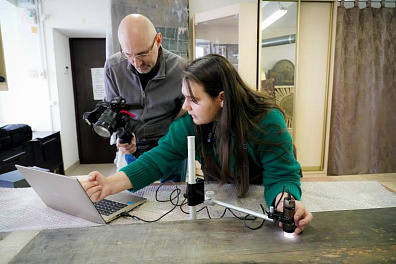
67, 163, 396, 193
302, 173, 396, 193
67, 163, 117, 177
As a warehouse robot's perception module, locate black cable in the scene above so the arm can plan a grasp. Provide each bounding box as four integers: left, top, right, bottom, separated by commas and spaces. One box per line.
178, 195, 258, 221
243, 204, 267, 230
274, 186, 286, 210
120, 181, 269, 230
121, 181, 182, 223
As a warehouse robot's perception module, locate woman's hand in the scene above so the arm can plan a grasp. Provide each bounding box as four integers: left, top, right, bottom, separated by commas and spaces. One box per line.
275, 193, 313, 235
81, 171, 112, 202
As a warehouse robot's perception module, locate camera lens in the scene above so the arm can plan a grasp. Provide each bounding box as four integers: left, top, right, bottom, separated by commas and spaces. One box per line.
283, 222, 296, 233
93, 125, 112, 138
93, 108, 118, 138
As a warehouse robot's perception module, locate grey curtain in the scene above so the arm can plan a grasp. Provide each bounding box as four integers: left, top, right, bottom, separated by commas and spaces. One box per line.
328, 6, 396, 175
106, 0, 188, 58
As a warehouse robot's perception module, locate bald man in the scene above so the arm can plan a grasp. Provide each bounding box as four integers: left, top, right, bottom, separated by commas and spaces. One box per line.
104, 14, 187, 182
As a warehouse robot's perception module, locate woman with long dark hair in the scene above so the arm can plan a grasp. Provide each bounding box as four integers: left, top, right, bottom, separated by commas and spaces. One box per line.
83, 54, 313, 234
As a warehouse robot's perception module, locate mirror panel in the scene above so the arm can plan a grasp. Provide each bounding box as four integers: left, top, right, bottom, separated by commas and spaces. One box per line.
193, 2, 258, 88
259, 1, 297, 136
195, 15, 239, 69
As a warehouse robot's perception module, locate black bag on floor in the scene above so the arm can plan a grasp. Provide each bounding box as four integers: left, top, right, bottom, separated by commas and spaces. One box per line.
0, 127, 12, 150
0, 124, 32, 150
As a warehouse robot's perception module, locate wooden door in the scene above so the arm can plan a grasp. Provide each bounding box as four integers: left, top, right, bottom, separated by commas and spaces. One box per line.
70, 38, 116, 164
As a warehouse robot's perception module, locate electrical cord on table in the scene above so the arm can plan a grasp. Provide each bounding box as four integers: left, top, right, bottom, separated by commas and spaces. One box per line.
120, 181, 270, 230
120, 181, 181, 222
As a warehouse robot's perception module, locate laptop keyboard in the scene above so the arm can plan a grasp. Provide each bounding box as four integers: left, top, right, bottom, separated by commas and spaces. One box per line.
93, 199, 128, 216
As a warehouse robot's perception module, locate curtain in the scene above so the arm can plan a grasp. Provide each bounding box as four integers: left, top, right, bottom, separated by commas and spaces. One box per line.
106, 0, 188, 58
328, 6, 396, 175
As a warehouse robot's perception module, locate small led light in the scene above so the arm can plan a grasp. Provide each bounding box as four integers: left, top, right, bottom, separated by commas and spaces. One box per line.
283, 232, 295, 239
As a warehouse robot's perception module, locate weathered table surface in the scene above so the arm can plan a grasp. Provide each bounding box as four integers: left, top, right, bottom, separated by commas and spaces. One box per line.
5, 207, 396, 264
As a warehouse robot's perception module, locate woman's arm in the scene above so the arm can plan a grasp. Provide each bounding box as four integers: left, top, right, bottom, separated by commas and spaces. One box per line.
255, 109, 302, 205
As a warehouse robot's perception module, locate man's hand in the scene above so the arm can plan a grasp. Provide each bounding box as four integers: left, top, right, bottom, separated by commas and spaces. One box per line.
117, 133, 137, 154
81, 171, 112, 202
275, 192, 313, 235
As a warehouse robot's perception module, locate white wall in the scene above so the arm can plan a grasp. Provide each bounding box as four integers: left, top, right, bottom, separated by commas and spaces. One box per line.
189, 0, 254, 15
40, 0, 107, 38
0, 0, 107, 171
41, 0, 108, 170
46, 28, 80, 169
0, 4, 52, 130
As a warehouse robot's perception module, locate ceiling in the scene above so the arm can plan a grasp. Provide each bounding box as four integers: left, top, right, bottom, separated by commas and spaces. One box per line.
195, 1, 297, 31
262, 1, 297, 29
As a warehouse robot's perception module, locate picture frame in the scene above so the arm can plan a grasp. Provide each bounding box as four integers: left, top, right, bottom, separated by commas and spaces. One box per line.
213, 44, 227, 57
225, 44, 238, 65
195, 39, 211, 58
212, 43, 239, 67
268, 60, 295, 85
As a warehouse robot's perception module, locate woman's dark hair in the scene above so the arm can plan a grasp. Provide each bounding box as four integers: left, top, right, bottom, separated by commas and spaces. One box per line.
183, 54, 283, 197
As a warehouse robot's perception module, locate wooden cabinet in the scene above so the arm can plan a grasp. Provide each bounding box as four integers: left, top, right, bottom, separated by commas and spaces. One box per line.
191, 0, 336, 175
259, 1, 336, 174
29, 132, 64, 174
0, 145, 34, 174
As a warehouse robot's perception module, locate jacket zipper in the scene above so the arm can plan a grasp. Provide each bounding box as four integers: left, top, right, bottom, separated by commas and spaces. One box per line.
142, 90, 146, 103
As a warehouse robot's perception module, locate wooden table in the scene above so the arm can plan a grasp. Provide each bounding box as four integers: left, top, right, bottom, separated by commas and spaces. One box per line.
4, 207, 396, 263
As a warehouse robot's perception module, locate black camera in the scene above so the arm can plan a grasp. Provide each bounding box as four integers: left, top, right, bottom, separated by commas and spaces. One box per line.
268, 191, 296, 234
82, 96, 134, 144
281, 194, 296, 233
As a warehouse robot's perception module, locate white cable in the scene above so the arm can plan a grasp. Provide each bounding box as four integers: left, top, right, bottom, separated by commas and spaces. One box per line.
205, 191, 274, 222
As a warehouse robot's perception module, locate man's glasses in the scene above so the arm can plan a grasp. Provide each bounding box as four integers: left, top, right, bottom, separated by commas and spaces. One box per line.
121, 34, 158, 61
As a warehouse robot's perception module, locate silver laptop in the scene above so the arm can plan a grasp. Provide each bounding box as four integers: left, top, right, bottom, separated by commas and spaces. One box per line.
16, 165, 146, 224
